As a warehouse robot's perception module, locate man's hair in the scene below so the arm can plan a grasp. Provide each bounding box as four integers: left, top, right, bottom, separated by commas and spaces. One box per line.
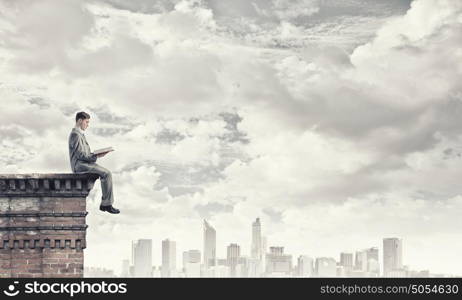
75, 111, 90, 122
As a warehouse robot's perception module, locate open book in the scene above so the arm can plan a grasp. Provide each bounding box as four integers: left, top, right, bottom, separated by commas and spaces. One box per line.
94, 147, 114, 155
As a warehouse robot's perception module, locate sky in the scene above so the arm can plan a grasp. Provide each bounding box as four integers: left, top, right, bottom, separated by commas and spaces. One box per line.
0, 0, 461, 276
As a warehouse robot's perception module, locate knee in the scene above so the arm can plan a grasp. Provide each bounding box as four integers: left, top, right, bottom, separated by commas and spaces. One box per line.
101, 170, 112, 179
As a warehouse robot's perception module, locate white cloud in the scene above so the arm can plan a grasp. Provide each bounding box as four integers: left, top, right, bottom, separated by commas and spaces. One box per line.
254, 0, 320, 20
1, 0, 462, 276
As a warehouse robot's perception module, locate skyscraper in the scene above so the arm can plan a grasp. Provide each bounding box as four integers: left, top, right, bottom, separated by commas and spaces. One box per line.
203, 220, 216, 269
383, 238, 403, 277
227, 243, 241, 277
354, 250, 368, 272
162, 239, 176, 277
132, 239, 152, 277
251, 218, 262, 260
340, 252, 353, 275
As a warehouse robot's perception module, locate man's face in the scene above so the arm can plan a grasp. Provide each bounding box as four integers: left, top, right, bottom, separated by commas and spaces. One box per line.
78, 118, 90, 130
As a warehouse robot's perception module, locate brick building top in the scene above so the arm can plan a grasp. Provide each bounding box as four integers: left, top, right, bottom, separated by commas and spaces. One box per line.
0, 173, 99, 278
0, 173, 99, 197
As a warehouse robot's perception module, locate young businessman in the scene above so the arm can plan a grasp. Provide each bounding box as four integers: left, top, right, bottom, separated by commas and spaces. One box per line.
68, 111, 120, 214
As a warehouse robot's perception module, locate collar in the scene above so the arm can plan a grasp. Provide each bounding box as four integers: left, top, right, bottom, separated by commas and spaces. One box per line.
74, 126, 85, 135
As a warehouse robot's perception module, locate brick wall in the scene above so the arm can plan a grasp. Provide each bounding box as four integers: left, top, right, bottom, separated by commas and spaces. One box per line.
0, 174, 98, 278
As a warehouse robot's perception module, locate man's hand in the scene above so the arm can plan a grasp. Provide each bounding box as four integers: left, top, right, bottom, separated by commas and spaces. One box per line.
96, 152, 108, 158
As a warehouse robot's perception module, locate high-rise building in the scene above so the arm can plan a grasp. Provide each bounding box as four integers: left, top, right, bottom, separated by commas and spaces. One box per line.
315, 257, 337, 277
340, 252, 353, 269
366, 247, 380, 276
227, 243, 241, 277
355, 250, 368, 272
265, 247, 292, 276
183, 250, 201, 277
297, 255, 314, 277
383, 238, 403, 277
203, 220, 216, 269
339, 252, 353, 276
251, 218, 263, 260
162, 239, 176, 277
132, 239, 152, 277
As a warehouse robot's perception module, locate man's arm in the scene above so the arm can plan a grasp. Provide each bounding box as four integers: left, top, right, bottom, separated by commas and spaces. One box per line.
69, 132, 97, 163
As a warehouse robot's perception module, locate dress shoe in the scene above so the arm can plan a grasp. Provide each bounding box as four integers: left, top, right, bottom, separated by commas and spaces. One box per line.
100, 205, 120, 214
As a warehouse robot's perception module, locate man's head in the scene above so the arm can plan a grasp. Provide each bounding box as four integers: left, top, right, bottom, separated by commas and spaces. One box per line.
75, 111, 90, 131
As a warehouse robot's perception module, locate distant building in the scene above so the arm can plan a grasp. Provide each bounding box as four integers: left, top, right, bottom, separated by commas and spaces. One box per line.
407, 269, 430, 278
162, 239, 177, 277
132, 239, 152, 277
235, 256, 250, 277
265, 247, 292, 276
315, 257, 337, 277
183, 250, 201, 277
251, 218, 263, 261
121, 259, 130, 277
129, 265, 134, 277
340, 252, 353, 275
261, 236, 268, 270
84, 267, 115, 278
355, 250, 368, 272
336, 265, 346, 277
387, 268, 407, 277
227, 243, 241, 277
383, 238, 403, 277
365, 247, 380, 276
151, 266, 161, 278
183, 250, 201, 266
296, 255, 314, 277
246, 257, 263, 277
203, 220, 217, 269
204, 265, 230, 278
352, 247, 380, 277
217, 258, 228, 266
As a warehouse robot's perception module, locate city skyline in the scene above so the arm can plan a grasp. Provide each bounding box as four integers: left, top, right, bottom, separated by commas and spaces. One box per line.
85, 217, 457, 278
2, 0, 462, 278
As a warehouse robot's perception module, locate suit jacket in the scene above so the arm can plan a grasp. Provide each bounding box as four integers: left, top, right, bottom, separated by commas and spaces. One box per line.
68, 127, 97, 173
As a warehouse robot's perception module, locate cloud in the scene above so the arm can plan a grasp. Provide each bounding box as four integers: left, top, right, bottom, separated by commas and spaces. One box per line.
254, 0, 320, 21
0, 0, 95, 72
1, 0, 462, 276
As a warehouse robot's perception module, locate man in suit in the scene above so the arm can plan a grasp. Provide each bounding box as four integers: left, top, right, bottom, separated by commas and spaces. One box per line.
68, 111, 120, 214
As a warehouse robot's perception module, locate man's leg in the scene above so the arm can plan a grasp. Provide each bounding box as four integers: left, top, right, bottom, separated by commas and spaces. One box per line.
77, 163, 114, 206
98, 166, 114, 207
94, 165, 114, 207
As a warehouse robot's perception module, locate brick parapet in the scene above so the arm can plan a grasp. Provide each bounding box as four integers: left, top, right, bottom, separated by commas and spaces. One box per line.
0, 173, 97, 278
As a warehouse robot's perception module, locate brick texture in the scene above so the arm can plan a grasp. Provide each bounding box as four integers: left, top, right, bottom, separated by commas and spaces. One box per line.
0, 174, 98, 278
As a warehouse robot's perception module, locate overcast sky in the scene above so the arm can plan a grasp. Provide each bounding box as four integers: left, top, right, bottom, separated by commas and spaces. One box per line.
1, 0, 462, 276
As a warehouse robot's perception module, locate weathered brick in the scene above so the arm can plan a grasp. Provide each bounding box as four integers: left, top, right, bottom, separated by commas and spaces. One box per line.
9, 197, 40, 212
0, 198, 9, 211
0, 174, 96, 278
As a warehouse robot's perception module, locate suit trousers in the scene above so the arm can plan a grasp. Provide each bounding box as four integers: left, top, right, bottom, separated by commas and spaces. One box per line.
74, 162, 114, 206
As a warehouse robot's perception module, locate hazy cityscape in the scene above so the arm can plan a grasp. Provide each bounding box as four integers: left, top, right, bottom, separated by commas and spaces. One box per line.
84, 218, 457, 278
